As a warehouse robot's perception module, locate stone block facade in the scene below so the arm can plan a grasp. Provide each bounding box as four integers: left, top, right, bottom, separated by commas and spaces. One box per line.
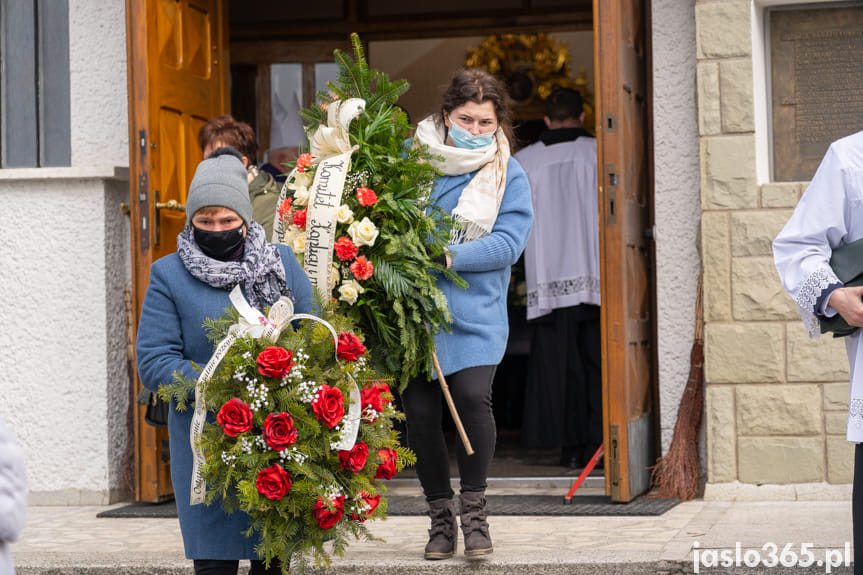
696, 0, 851, 492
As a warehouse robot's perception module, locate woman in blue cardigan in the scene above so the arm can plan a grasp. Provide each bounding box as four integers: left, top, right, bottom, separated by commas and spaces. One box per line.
405, 68, 533, 560
136, 148, 312, 575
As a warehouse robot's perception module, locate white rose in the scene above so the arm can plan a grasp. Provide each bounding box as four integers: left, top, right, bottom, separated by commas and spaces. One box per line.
292, 186, 310, 206
338, 279, 365, 305
337, 204, 354, 224
330, 263, 341, 288
292, 233, 307, 254
290, 172, 313, 189
279, 228, 298, 248
347, 217, 379, 247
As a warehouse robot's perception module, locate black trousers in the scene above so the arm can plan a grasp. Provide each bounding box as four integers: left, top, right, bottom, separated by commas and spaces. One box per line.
854, 444, 863, 573
402, 365, 497, 502
521, 304, 602, 450
193, 559, 282, 575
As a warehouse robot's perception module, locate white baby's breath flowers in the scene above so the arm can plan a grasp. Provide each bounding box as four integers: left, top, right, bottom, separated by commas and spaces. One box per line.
279, 447, 308, 463
297, 380, 322, 403
322, 485, 343, 502
246, 380, 271, 412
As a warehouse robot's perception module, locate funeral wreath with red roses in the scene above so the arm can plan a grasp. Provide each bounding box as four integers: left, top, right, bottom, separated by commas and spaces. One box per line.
161, 305, 414, 573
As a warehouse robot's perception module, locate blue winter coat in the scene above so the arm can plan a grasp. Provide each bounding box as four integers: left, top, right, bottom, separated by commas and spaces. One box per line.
433, 157, 533, 376
136, 244, 312, 560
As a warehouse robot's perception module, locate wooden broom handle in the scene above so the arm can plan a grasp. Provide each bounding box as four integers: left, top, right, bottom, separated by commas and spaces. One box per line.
431, 350, 475, 456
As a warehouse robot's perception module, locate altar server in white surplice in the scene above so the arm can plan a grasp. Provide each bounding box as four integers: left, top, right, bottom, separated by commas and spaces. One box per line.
772, 129, 863, 571
514, 88, 602, 468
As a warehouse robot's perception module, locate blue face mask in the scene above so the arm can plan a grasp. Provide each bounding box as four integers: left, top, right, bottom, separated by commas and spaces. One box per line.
448, 120, 496, 150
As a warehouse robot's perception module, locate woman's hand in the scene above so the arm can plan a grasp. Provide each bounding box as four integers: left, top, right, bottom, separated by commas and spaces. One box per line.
827, 285, 863, 327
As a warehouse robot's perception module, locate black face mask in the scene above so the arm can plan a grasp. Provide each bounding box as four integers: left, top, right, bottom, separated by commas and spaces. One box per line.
193, 224, 246, 261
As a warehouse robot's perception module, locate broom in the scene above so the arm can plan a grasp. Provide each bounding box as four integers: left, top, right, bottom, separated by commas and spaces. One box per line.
647, 271, 704, 500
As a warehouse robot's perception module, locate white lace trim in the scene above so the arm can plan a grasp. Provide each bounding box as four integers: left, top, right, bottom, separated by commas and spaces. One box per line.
527, 276, 601, 309
850, 398, 863, 429
794, 266, 839, 338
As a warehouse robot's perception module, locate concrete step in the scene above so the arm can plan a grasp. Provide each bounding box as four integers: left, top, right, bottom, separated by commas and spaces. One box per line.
13, 499, 855, 575
14, 558, 854, 575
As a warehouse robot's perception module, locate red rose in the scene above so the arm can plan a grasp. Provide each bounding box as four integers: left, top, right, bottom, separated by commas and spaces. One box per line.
350, 256, 374, 281
374, 448, 398, 480
313, 495, 345, 529
216, 398, 253, 437
262, 412, 298, 451
350, 491, 381, 522
334, 236, 359, 262
356, 186, 378, 207
337, 441, 369, 473
336, 332, 367, 363
361, 381, 392, 421
312, 384, 344, 428
292, 208, 308, 230
296, 153, 313, 173
278, 198, 293, 220
256, 463, 292, 500
256, 346, 294, 378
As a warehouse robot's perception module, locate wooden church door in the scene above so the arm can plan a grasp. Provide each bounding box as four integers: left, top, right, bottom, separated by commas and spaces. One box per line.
594, 0, 656, 502
126, 0, 229, 501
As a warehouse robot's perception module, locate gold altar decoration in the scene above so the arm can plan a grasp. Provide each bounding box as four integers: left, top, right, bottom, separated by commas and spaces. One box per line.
465, 33, 595, 132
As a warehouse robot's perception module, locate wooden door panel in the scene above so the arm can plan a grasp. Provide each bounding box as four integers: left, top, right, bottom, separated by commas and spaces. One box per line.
184, 4, 212, 78
128, 0, 227, 502
156, 0, 180, 68
595, 0, 654, 502
154, 107, 188, 246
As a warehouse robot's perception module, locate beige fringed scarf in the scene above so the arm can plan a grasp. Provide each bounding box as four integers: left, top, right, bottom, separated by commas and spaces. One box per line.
415, 116, 510, 244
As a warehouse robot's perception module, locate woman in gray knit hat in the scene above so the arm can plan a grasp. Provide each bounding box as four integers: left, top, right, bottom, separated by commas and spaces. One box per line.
136, 148, 313, 575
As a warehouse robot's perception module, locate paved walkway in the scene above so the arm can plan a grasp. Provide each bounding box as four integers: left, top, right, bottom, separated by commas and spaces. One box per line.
11, 484, 856, 574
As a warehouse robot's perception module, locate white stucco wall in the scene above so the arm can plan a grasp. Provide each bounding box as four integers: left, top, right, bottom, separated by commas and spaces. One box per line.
69, 0, 129, 168
0, 169, 130, 504
651, 0, 702, 453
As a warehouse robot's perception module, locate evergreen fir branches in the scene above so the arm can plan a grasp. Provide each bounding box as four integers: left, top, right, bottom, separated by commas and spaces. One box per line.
278, 33, 465, 389
166, 304, 412, 574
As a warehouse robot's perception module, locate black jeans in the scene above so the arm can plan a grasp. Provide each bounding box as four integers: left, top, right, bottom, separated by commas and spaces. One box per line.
402, 365, 497, 501
193, 559, 282, 575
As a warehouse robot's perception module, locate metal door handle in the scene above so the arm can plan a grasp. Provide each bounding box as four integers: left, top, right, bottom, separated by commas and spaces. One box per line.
155, 199, 185, 212
153, 192, 186, 246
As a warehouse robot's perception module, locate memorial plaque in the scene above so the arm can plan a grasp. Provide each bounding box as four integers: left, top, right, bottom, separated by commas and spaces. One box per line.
771, 5, 863, 181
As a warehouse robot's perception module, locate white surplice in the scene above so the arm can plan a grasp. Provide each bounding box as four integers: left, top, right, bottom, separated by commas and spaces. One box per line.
515, 134, 600, 321
773, 130, 863, 443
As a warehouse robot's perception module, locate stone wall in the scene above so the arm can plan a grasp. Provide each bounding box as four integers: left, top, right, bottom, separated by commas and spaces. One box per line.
696, 0, 852, 494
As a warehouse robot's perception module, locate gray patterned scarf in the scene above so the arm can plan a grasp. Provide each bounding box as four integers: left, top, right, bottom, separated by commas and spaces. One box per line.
177, 221, 292, 310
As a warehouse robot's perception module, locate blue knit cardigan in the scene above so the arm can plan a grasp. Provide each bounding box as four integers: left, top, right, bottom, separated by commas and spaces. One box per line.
136, 244, 312, 560
432, 157, 533, 377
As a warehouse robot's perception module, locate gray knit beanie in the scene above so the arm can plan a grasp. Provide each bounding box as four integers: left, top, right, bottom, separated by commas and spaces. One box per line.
185, 150, 251, 226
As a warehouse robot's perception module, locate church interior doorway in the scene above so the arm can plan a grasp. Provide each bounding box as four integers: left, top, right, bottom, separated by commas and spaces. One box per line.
129, 0, 655, 503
